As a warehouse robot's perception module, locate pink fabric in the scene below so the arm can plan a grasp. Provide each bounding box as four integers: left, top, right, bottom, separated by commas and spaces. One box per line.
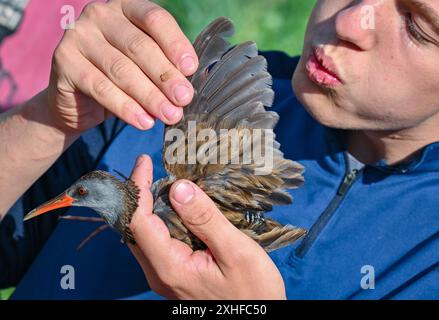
0, 0, 91, 111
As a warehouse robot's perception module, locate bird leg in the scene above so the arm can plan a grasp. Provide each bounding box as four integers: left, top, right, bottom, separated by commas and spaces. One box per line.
77, 224, 111, 250
59, 215, 105, 222
245, 211, 265, 226
58, 215, 110, 250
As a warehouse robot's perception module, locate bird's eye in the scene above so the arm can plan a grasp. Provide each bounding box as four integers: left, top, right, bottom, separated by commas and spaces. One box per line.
78, 187, 87, 196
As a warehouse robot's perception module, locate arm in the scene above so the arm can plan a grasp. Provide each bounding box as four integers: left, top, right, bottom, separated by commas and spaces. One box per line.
0, 109, 121, 289
0, 91, 76, 219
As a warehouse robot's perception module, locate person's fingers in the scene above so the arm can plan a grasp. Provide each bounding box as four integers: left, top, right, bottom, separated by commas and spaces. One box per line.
129, 154, 154, 194
128, 243, 180, 299
54, 43, 155, 131
98, 15, 194, 110
130, 209, 193, 277
121, 0, 199, 76
128, 155, 191, 274
79, 31, 183, 125
169, 180, 256, 269
128, 155, 170, 254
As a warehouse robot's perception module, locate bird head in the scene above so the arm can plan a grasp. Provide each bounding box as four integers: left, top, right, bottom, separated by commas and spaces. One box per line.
24, 171, 125, 226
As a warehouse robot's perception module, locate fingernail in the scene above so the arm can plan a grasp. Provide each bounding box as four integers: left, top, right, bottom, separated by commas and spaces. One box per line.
173, 84, 191, 104
179, 55, 196, 73
135, 155, 145, 167
173, 181, 195, 204
136, 112, 155, 130
162, 102, 180, 121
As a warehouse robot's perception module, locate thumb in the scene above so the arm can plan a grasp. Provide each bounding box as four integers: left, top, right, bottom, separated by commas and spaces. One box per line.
130, 155, 153, 188
169, 180, 251, 262
128, 154, 155, 234
128, 155, 176, 263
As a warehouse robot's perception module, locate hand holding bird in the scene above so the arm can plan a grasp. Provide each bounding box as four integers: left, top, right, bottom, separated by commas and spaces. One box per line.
128, 154, 287, 300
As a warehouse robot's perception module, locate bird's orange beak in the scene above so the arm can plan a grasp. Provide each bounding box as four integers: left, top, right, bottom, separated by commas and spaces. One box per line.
23, 193, 75, 221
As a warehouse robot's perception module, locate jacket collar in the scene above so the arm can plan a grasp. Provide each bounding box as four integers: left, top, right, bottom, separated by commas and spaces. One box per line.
330, 129, 439, 174
372, 141, 439, 173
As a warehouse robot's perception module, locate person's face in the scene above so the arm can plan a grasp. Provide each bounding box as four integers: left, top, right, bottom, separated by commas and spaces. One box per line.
293, 0, 439, 131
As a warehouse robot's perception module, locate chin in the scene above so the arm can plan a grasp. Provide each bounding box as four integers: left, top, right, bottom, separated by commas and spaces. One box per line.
291, 61, 385, 131
292, 64, 350, 129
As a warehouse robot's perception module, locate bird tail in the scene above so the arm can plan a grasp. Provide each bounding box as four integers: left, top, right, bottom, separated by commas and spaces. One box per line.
244, 219, 307, 252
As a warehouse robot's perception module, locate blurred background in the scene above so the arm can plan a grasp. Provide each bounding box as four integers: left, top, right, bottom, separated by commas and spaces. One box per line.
156, 0, 316, 56
0, 0, 315, 300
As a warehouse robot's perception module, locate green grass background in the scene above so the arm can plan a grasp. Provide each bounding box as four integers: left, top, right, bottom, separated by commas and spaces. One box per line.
0, 0, 315, 300
157, 0, 316, 55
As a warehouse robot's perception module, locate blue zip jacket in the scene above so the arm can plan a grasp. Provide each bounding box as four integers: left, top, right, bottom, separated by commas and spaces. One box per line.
1, 52, 438, 299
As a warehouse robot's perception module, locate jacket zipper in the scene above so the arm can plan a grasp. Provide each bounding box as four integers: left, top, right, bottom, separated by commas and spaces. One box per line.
295, 168, 363, 258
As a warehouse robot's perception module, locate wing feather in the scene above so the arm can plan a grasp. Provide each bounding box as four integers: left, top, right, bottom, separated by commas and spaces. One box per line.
161, 17, 304, 215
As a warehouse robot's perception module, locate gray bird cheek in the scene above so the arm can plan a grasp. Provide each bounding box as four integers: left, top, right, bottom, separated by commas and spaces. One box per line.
71, 198, 84, 207
100, 211, 117, 226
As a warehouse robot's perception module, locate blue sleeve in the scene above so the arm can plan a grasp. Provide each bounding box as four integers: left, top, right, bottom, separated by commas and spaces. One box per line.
0, 117, 125, 289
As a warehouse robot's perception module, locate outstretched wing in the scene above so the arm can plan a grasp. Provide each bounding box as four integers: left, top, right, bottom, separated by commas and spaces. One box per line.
162, 17, 304, 214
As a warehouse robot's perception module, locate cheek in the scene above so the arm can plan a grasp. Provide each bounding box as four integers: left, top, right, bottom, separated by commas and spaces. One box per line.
364, 50, 439, 123
292, 68, 357, 128
405, 59, 439, 111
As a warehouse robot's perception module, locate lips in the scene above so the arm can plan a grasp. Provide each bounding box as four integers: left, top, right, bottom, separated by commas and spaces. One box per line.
305, 47, 342, 87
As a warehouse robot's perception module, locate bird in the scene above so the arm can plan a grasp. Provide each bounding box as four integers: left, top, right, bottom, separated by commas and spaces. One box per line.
24, 17, 307, 252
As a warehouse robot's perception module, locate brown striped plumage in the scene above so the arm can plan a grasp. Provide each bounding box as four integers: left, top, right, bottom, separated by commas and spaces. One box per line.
151, 17, 307, 252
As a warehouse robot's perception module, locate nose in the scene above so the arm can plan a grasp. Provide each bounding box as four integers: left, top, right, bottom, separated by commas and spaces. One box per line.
335, 0, 379, 50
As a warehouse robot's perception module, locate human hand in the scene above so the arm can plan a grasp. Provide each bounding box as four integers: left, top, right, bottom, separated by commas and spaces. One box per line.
46, 0, 198, 134
127, 155, 287, 300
